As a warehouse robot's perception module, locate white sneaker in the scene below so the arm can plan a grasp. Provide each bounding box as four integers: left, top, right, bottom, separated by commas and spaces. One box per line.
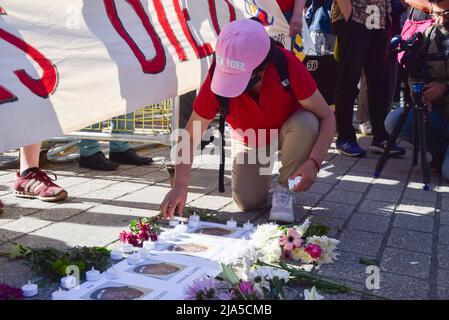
358, 121, 372, 136
269, 185, 294, 223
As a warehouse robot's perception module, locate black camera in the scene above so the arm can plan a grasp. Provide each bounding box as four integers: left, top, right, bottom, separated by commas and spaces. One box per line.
390, 32, 447, 81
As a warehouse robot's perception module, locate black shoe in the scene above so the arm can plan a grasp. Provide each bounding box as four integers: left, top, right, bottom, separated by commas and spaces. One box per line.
79, 151, 119, 171
368, 140, 406, 156
109, 148, 153, 166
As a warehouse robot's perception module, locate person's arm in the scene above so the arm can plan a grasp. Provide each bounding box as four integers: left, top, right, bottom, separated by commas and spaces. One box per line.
289, 0, 307, 36
405, 0, 431, 13
292, 90, 336, 192
335, 0, 353, 21
160, 111, 213, 218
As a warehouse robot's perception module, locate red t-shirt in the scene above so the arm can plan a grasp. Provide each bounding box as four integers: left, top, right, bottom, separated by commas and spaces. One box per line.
276, 0, 295, 13
193, 48, 317, 147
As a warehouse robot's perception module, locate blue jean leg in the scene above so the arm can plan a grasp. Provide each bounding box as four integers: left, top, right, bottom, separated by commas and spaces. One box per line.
384, 107, 414, 142
79, 120, 103, 157
109, 113, 133, 153
79, 113, 134, 156
442, 148, 449, 181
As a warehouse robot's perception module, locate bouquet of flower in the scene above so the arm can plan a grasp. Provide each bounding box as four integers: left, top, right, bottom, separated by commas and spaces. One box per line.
249, 219, 339, 266
0, 283, 24, 300
119, 218, 160, 248
0, 238, 111, 281
184, 264, 291, 300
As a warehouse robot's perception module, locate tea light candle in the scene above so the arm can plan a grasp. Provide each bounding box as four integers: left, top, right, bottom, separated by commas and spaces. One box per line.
52, 288, 68, 300
86, 266, 101, 282
110, 249, 124, 261
106, 267, 120, 280
226, 217, 237, 228
189, 212, 200, 223
121, 244, 134, 254
60, 274, 77, 290
127, 253, 140, 265
174, 222, 188, 233
243, 220, 254, 231
169, 219, 179, 227
22, 280, 38, 298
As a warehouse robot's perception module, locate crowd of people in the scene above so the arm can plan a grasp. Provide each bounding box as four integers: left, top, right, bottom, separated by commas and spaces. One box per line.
3, 0, 449, 225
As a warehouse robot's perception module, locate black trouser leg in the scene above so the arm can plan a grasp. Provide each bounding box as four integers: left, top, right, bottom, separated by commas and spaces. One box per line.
364, 29, 390, 144
335, 20, 370, 143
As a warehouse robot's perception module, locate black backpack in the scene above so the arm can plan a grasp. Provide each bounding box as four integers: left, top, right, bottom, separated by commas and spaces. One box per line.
212, 44, 293, 193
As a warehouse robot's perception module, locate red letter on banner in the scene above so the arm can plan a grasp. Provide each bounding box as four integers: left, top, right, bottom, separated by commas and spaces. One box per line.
0, 85, 18, 105
0, 28, 58, 100
173, 0, 213, 58
208, 0, 236, 35
104, 0, 166, 74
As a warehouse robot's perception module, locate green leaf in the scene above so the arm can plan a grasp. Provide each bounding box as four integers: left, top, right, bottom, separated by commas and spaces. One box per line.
221, 264, 240, 286
304, 224, 330, 238
9, 244, 25, 260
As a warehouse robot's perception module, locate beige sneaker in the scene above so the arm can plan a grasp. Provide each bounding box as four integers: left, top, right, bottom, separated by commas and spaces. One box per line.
358, 121, 372, 136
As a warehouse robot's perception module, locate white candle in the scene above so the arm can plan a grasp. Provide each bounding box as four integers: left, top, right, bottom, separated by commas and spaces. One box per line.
52, 288, 68, 300
243, 220, 254, 231
169, 219, 179, 227
106, 267, 120, 280
21, 280, 38, 298
110, 249, 124, 261
60, 275, 77, 290
86, 266, 101, 282
121, 244, 134, 254
189, 212, 200, 223
127, 253, 140, 265
226, 217, 237, 228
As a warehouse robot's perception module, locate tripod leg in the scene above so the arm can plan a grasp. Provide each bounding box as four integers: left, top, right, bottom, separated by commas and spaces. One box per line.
412, 109, 419, 167
375, 105, 411, 177
415, 105, 431, 190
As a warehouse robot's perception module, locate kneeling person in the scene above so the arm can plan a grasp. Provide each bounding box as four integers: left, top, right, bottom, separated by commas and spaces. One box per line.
161, 19, 335, 223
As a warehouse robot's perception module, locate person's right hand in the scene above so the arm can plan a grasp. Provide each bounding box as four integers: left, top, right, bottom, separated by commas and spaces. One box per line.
160, 185, 188, 219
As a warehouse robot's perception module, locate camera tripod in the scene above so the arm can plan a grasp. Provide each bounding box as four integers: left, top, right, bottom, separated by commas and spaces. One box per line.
374, 79, 431, 191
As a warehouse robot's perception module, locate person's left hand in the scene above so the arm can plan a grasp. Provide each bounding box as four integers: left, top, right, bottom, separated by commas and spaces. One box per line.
291, 160, 319, 193
423, 82, 447, 104
289, 13, 303, 37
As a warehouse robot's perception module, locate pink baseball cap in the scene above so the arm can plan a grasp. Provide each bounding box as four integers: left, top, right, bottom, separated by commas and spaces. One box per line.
211, 19, 271, 98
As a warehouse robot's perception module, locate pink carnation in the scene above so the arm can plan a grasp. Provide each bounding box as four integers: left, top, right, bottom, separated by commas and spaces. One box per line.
305, 244, 322, 259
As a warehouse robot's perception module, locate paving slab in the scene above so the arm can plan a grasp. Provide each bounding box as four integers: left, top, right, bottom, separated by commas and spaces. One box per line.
347, 214, 391, 234
393, 213, 434, 233
380, 247, 431, 279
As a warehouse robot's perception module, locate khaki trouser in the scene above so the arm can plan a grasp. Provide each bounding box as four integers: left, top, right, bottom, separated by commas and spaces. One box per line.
231, 110, 319, 212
